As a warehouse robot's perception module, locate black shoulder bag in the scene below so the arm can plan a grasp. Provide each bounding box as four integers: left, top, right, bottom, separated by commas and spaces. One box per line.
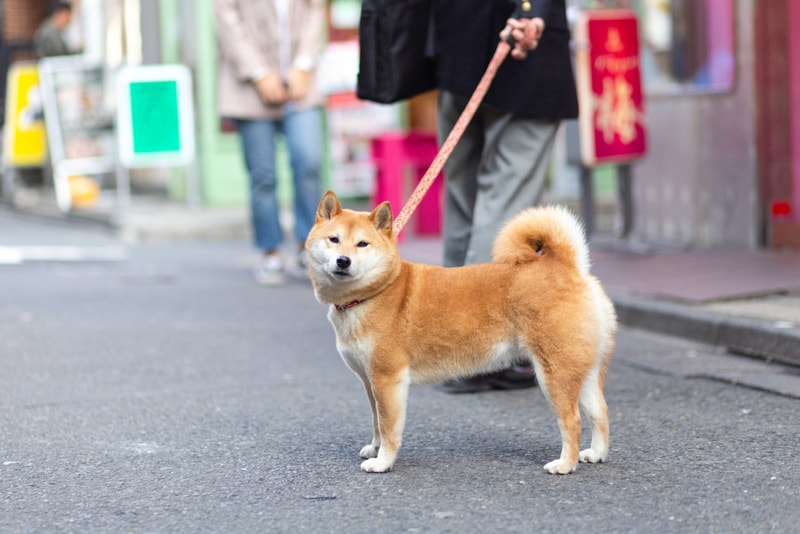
356, 0, 437, 103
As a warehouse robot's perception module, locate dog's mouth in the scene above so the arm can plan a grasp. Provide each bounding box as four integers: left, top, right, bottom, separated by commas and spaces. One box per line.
332, 269, 351, 278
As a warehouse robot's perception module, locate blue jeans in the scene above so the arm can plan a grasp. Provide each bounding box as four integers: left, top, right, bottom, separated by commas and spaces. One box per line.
235, 106, 323, 252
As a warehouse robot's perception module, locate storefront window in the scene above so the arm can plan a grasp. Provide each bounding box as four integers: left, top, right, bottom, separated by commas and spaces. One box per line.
570, 0, 736, 94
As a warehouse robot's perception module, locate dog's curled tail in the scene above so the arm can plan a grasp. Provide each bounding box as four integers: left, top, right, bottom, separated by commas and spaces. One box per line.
492, 205, 590, 275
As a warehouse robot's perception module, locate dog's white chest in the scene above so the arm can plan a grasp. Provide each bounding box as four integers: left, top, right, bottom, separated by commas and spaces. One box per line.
328, 307, 373, 374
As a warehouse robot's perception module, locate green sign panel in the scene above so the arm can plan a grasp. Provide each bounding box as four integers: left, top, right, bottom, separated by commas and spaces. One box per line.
129, 80, 181, 154
117, 65, 195, 168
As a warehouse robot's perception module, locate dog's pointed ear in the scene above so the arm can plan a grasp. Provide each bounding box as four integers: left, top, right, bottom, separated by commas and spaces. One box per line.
370, 201, 393, 233
316, 190, 342, 222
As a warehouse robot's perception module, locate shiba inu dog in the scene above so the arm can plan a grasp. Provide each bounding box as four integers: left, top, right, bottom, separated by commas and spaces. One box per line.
306, 190, 617, 474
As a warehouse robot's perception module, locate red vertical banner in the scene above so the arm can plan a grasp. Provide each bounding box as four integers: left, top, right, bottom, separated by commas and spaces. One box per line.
575, 9, 647, 166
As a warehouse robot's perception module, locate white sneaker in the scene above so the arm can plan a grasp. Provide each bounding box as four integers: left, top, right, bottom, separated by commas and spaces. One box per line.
253, 254, 284, 285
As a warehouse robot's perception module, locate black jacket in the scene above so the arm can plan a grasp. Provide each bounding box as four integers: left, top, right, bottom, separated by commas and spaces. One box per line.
431, 0, 578, 119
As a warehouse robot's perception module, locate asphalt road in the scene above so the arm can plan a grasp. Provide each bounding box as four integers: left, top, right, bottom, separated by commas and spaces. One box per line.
1, 211, 798, 533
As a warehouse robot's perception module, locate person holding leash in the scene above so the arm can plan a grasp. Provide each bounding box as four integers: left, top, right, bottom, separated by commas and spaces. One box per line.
432, 0, 579, 392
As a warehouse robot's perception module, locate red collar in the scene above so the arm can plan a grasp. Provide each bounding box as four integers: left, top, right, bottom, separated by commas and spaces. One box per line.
334, 300, 362, 312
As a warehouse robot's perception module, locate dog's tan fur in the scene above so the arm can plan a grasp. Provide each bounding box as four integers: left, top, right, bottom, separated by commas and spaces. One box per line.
306, 191, 617, 474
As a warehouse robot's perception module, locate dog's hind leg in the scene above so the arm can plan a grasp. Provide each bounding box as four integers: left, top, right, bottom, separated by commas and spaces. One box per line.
531, 354, 584, 475
360, 367, 411, 473
542, 392, 582, 474
578, 360, 610, 464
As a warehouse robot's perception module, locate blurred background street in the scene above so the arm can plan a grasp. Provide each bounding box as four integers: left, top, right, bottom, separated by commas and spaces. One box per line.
2, 0, 800, 531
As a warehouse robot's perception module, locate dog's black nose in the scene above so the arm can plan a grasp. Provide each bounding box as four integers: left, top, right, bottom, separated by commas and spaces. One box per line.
336, 256, 351, 269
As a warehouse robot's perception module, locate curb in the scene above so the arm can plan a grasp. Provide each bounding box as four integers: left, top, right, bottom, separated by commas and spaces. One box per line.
112, 209, 249, 242
612, 292, 800, 367
2, 202, 250, 242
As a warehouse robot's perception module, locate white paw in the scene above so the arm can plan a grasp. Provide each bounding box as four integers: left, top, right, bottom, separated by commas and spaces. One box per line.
359, 444, 379, 459
543, 459, 577, 475
579, 447, 607, 464
360, 457, 394, 473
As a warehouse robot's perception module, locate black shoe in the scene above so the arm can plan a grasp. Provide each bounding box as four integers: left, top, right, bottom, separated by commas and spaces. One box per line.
439, 365, 537, 394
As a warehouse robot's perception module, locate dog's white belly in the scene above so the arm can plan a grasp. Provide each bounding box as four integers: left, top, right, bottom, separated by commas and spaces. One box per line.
409, 338, 529, 385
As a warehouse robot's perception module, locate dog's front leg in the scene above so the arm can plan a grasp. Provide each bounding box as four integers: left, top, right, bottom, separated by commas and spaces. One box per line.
355, 372, 381, 459
360, 367, 410, 473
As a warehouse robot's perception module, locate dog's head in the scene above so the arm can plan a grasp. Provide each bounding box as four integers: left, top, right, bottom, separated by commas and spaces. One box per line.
305, 191, 401, 305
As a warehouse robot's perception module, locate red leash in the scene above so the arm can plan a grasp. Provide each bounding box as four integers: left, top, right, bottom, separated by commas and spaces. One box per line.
392, 40, 513, 235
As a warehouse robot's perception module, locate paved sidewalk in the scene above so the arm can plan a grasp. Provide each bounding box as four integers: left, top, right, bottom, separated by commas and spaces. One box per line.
590, 246, 800, 365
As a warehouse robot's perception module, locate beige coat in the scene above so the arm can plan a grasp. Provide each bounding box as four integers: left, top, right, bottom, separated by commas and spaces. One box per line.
214, 0, 327, 119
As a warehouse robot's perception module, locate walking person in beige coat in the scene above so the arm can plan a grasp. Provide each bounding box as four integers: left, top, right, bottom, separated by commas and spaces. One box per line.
214, 0, 327, 285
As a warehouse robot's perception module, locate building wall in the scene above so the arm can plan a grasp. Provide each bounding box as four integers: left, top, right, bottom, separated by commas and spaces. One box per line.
3, 0, 47, 43
754, 0, 800, 247
191, 0, 250, 206
158, 0, 250, 206
631, 0, 759, 248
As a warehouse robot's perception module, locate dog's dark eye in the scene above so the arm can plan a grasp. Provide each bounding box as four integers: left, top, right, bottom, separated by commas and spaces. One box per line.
329, 236, 339, 244
357, 241, 369, 248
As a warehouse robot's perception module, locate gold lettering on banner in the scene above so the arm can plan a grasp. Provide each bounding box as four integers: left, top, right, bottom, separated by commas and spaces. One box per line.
594, 55, 640, 74
605, 28, 624, 53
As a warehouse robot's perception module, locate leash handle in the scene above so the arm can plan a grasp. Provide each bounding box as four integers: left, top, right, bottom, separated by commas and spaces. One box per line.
392, 40, 512, 235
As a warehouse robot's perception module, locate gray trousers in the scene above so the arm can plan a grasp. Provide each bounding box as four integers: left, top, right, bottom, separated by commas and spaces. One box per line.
437, 91, 560, 267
